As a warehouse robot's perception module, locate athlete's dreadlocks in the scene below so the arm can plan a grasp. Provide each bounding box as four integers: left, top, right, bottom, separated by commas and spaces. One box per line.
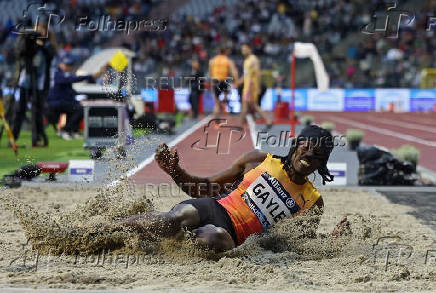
283, 125, 335, 185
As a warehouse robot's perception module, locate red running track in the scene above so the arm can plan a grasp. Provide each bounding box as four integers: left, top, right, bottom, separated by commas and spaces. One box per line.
310, 112, 436, 172
131, 116, 255, 184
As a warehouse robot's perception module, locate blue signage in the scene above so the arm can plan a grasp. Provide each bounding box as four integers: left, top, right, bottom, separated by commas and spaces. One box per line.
270, 89, 308, 111
410, 90, 436, 112
344, 89, 375, 111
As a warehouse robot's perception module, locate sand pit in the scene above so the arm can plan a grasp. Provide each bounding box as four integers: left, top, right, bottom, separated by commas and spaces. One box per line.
0, 185, 435, 292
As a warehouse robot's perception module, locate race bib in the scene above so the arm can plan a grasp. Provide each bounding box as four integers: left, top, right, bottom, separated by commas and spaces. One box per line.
242, 172, 301, 229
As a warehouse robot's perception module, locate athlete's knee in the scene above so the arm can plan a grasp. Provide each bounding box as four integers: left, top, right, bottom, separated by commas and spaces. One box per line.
213, 227, 234, 244
194, 225, 235, 252
208, 231, 235, 252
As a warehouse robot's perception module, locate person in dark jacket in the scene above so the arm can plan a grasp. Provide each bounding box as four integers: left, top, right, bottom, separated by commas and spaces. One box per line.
188, 59, 204, 119
46, 56, 106, 140
12, 23, 56, 147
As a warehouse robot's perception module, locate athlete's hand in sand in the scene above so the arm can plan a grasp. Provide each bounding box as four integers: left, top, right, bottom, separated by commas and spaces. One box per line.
332, 216, 351, 237
155, 142, 179, 176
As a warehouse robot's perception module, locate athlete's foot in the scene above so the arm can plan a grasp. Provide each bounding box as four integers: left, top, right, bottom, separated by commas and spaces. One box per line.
72, 132, 83, 139
59, 131, 72, 141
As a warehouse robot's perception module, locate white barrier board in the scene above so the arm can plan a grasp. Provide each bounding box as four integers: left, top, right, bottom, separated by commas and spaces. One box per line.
68, 160, 95, 182
326, 162, 347, 186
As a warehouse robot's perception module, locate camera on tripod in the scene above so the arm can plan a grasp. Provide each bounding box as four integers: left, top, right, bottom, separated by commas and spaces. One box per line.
12, 27, 52, 147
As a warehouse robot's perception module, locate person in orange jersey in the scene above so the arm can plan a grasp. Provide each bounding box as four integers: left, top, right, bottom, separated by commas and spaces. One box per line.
119, 125, 349, 252
209, 47, 238, 117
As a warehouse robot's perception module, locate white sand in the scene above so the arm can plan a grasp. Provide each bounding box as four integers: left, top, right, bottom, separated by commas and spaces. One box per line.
0, 185, 435, 292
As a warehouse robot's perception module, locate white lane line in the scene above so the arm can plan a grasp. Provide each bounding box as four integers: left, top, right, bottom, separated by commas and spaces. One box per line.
246, 114, 260, 149
368, 117, 436, 134
107, 115, 212, 188
330, 117, 436, 147
396, 115, 436, 126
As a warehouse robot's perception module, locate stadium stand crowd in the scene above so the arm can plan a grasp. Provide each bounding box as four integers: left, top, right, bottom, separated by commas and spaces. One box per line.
0, 0, 435, 89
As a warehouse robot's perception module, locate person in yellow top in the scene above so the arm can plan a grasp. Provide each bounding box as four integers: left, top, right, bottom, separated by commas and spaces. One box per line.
115, 125, 349, 251
239, 44, 271, 126
209, 47, 238, 117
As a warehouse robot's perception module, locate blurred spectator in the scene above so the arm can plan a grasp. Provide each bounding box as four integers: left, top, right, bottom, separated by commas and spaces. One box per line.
46, 56, 106, 140
188, 59, 203, 119
1, 0, 436, 90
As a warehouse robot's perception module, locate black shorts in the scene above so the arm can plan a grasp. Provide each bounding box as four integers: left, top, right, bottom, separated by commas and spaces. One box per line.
213, 80, 230, 98
179, 197, 237, 245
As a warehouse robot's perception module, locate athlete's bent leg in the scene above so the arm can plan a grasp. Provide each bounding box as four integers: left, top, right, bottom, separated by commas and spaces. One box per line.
253, 103, 271, 125
240, 100, 248, 125
223, 90, 229, 112
193, 224, 235, 252
213, 95, 222, 117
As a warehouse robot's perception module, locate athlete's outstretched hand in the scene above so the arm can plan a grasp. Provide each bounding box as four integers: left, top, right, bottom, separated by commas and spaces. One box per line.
155, 142, 179, 176
332, 216, 351, 237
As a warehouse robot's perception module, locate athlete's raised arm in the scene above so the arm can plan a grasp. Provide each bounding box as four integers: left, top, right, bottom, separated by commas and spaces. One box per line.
155, 143, 266, 198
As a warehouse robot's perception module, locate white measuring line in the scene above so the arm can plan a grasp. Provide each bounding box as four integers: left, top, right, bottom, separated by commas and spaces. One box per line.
107, 115, 212, 188
246, 114, 260, 150
330, 117, 436, 147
